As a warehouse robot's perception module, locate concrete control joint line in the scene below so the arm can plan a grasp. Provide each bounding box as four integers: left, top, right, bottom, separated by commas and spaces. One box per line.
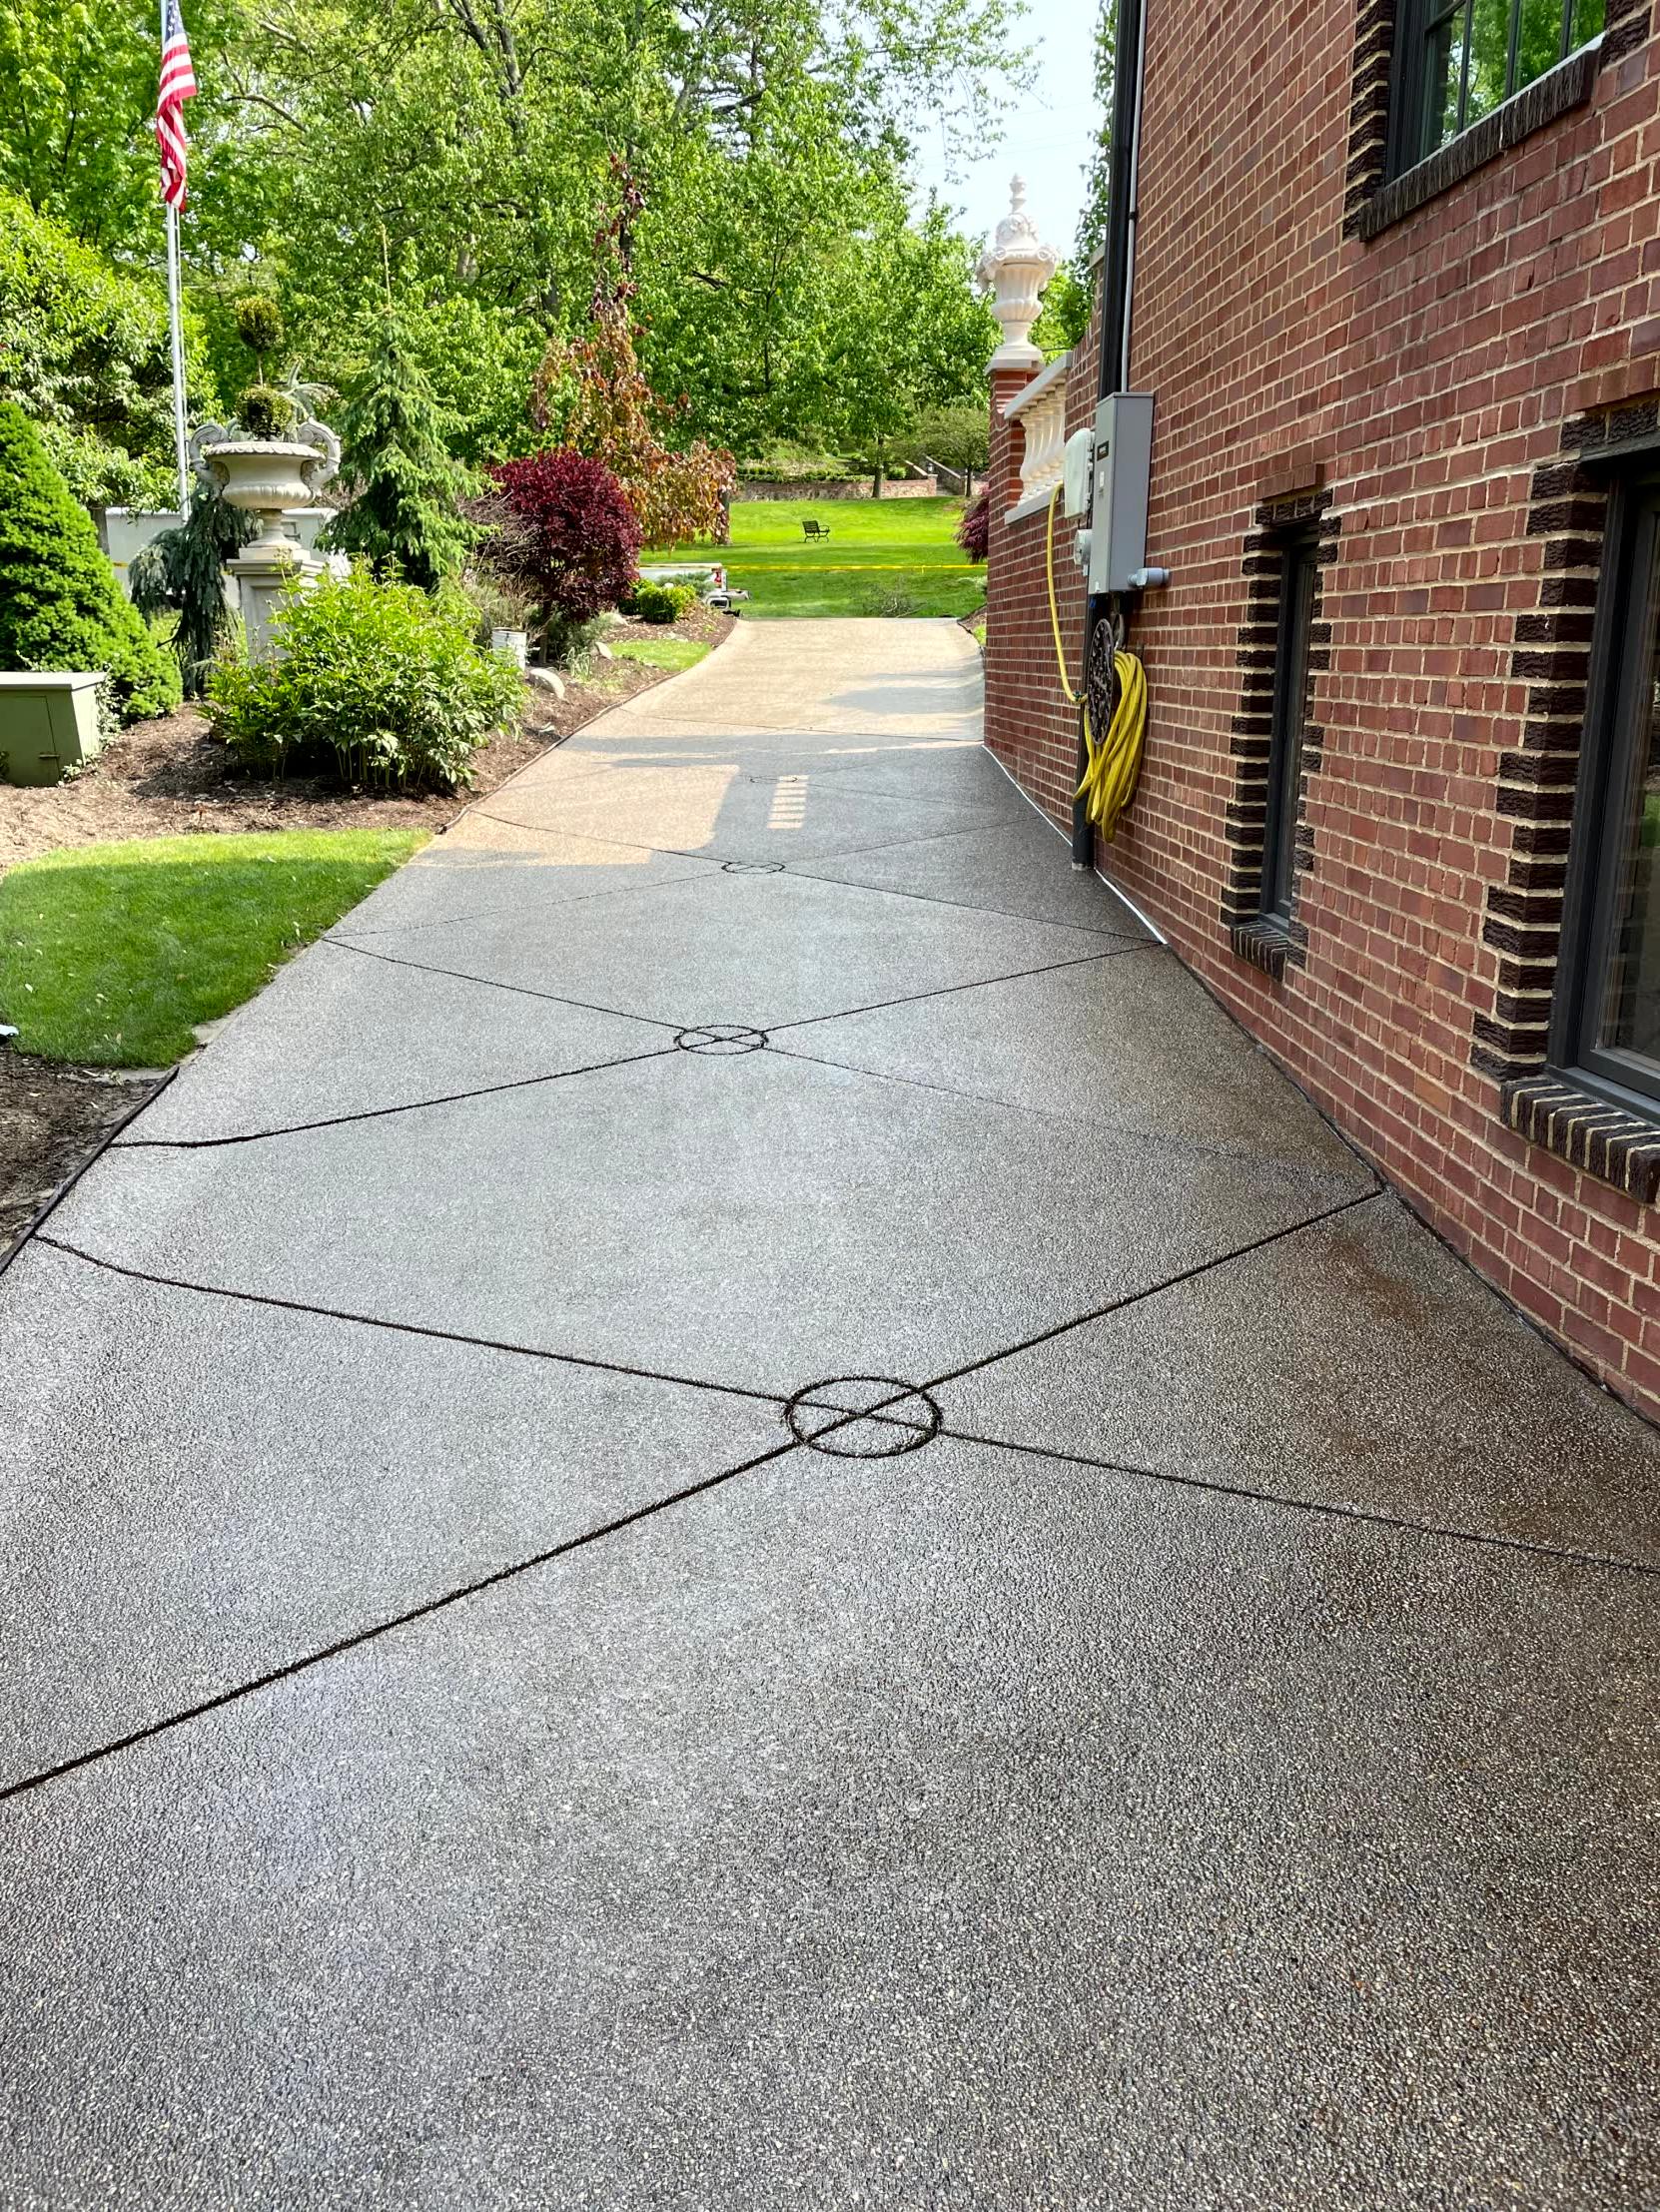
113, 947, 1159, 1153
12, 1185, 1659, 1807
114, 1045, 683, 1150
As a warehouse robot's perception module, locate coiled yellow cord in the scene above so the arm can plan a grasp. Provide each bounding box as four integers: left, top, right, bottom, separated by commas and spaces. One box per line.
1076, 648, 1147, 842
1045, 487, 1148, 843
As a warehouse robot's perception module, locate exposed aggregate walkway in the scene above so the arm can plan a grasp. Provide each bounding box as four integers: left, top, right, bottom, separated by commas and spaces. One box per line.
2, 619, 1657, 2208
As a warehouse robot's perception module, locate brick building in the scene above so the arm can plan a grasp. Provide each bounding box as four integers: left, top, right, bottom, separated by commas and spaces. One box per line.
981, 0, 1660, 1422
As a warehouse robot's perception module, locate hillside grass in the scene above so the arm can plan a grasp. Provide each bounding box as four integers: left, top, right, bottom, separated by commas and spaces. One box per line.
648, 497, 986, 619
610, 635, 712, 671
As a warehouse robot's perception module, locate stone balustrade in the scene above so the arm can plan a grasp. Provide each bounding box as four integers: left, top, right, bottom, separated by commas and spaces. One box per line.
1002, 351, 1073, 515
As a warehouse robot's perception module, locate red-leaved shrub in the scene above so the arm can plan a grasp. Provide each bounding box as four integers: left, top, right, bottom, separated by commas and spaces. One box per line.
956, 489, 990, 564
484, 450, 642, 649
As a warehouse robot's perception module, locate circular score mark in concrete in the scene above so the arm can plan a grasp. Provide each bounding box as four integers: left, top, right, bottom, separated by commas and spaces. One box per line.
673, 1024, 770, 1056
721, 860, 785, 875
785, 1376, 943, 1459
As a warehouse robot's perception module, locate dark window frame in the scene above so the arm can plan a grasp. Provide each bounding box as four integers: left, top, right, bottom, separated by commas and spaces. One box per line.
1474, 407, 1660, 1207
1386, 0, 1602, 179
1222, 490, 1337, 981
1259, 529, 1321, 930
1553, 468, 1660, 1118
1343, 0, 1640, 242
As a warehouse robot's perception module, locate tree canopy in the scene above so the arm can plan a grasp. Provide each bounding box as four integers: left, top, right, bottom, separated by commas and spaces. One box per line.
0, 190, 215, 506
0, 0, 1025, 478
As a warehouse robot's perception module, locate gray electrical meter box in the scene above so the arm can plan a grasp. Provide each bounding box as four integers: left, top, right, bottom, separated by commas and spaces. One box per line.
1087, 392, 1155, 596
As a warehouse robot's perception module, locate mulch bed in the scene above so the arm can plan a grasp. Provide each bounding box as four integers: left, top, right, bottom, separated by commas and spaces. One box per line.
0, 1059, 161, 1263
0, 604, 735, 874
0, 605, 734, 1258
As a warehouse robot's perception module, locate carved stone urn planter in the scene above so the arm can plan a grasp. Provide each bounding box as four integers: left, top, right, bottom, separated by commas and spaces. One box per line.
975, 175, 1059, 371
193, 417, 341, 659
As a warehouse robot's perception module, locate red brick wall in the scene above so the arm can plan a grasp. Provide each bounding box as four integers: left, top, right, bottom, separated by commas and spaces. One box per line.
982, 5, 1660, 1420
985, 338, 1099, 831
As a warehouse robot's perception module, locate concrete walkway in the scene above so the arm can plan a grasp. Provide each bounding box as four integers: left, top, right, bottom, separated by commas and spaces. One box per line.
3, 618, 1657, 2207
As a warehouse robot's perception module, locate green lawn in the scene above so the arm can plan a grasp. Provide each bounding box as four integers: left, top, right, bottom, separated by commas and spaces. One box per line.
0, 829, 426, 1066
647, 497, 987, 619
610, 635, 711, 672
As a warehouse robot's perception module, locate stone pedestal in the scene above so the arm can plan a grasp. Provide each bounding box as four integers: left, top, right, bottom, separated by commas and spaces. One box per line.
226, 536, 323, 662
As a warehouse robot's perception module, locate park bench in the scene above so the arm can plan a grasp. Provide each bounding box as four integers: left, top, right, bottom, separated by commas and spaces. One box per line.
800, 518, 832, 541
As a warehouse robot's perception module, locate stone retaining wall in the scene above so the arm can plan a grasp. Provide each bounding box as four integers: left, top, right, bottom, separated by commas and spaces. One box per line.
737, 477, 941, 502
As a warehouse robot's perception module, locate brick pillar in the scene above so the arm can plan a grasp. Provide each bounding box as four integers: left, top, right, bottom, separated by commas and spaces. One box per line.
988, 367, 1034, 518
984, 363, 1040, 782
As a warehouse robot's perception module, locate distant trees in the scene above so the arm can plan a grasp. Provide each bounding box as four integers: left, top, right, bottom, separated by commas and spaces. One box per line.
909, 406, 990, 494
0, 0, 1029, 476
810, 204, 998, 495
1077, 0, 1116, 273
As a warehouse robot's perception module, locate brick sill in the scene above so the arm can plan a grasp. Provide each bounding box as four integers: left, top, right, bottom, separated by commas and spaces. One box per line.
1229, 916, 1298, 980
1500, 1069, 1660, 1205
1353, 41, 1599, 241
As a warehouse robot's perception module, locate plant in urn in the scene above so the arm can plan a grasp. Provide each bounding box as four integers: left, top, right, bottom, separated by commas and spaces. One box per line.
195, 298, 341, 656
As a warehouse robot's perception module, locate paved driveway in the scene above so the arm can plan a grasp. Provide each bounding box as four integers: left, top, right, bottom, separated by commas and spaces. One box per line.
3, 618, 1657, 2208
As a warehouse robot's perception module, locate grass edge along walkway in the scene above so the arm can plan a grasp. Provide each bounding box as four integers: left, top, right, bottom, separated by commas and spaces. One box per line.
0, 829, 427, 1067
647, 496, 985, 619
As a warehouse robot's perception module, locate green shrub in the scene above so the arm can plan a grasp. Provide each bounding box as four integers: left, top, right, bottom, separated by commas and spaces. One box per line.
628, 578, 698, 624
543, 611, 603, 667
238, 384, 299, 439
454, 568, 538, 652
234, 297, 285, 376
0, 400, 181, 721
129, 484, 258, 696
207, 567, 521, 789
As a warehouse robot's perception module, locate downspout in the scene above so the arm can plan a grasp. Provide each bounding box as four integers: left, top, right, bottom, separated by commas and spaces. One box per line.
1073, 0, 1149, 866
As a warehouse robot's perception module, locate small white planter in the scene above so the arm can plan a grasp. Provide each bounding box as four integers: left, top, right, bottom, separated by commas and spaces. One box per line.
490, 628, 529, 669
0, 672, 107, 786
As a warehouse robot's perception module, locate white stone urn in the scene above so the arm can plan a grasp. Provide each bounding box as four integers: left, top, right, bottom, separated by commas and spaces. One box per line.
192, 418, 341, 659
194, 418, 340, 562
975, 175, 1060, 371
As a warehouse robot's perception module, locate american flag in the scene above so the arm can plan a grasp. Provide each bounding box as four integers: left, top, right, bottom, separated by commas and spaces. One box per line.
155, 0, 198, 212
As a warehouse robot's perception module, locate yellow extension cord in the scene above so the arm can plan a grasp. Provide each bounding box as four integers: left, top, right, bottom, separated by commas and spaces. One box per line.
1046, 487, 1147, 842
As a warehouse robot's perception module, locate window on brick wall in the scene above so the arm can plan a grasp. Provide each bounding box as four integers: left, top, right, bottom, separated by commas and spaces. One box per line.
1261, 531, 1320, 927
1558, 473, 1660, 1113
1223, 493, 1336, 980
1389, 0, 1604, 173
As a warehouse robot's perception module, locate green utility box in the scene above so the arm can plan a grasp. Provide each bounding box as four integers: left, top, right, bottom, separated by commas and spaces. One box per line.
0, 672, 107, 786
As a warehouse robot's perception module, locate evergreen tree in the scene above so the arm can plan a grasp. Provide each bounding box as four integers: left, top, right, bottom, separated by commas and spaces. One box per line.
0, 399, 180, 722
324, 310, 475, 592
129, 483, 258, 698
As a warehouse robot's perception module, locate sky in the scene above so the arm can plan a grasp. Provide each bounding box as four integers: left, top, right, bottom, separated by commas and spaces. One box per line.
911, 0, 1104, 262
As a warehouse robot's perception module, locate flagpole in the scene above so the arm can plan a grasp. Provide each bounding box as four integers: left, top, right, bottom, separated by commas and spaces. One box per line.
165, 203, 190, 511
161, 0, 190, 511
